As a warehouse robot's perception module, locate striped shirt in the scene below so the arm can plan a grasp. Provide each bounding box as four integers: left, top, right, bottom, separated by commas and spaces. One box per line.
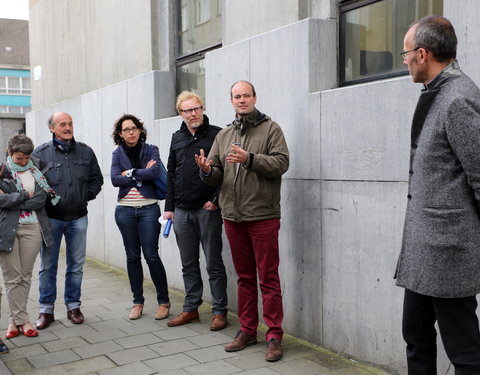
118, 187, 157, 207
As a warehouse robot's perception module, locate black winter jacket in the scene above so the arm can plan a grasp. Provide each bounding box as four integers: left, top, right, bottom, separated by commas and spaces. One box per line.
33, 137, 103, 221
165, 115, 221, 211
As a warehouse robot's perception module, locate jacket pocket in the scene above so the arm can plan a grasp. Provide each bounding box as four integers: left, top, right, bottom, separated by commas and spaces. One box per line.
45, 161, 63, 185
73, 159, 91, 182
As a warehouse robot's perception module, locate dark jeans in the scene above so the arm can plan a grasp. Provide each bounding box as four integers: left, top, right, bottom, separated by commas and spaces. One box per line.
403, 289, 480, 375
115, 204, 169, 305
173, 207, 227, 315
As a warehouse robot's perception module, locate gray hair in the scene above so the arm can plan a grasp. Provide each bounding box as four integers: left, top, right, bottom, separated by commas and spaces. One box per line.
7, 134, 34, 155
413, 16, 457, 62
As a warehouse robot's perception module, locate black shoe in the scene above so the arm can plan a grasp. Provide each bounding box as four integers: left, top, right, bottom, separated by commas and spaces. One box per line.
0, 339, 9, 354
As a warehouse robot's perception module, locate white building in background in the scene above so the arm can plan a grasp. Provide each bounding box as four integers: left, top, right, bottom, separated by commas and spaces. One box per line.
26, 1, 476, 373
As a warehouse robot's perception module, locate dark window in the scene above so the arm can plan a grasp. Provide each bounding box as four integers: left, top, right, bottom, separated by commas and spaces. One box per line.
176, 0, 222, 98
339, 0, 443, 86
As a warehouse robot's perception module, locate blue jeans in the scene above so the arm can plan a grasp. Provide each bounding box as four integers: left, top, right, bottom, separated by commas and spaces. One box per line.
174, 207, 227, 315
115, 204, 169, 305
39, 215, 88, 313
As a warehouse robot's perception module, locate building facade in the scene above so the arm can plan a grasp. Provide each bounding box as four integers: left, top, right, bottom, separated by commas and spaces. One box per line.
26, 1, 478, 373
0, 18, 30, 158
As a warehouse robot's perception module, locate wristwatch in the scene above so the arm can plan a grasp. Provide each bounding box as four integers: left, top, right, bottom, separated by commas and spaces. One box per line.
125, 169, 134, 178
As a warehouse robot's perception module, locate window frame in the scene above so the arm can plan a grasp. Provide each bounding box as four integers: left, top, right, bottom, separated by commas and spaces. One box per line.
339, 0, 443, 86
0, 76, 31, 95
175, 0, 222, 96
339, 0, 410, 86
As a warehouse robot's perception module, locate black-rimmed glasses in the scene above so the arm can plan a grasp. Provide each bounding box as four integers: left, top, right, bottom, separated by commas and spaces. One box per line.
180, 106, 203, 115
400, 47, 420, 60
121, 127, 139, 133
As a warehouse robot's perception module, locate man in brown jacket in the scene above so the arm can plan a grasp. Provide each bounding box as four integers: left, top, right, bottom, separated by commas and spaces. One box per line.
196, 80, 289, 362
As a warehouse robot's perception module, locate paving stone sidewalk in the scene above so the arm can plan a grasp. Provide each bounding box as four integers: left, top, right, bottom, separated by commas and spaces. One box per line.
0, 254, 391, 374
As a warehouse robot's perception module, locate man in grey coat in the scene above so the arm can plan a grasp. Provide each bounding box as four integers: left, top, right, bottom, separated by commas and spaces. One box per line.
395, 16, 480, 374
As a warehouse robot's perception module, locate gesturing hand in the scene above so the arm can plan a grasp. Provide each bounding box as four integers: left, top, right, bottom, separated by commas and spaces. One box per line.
226, 144, 248, 164
195, 149, 213, 174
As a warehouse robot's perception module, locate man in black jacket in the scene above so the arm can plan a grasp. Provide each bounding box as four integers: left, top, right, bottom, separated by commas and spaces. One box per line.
165, 91, 228, 331
33, 112, 103, 329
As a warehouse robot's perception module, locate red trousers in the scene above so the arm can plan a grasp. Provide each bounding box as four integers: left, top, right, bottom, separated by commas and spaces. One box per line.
224, 218, 284, 341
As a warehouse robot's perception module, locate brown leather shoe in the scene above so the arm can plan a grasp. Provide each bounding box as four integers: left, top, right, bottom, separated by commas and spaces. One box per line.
210, 314, 227, 331
155, 303, 170, 320
67, 308, 84, 324
224, 330, 257, 352
129, 304, 144, 320
35, 313, 55, 330
167, 310, 199, 327
266, 338, 283, 362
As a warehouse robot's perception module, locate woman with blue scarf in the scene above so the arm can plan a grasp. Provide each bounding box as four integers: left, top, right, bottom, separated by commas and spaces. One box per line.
0, 134, 60, 344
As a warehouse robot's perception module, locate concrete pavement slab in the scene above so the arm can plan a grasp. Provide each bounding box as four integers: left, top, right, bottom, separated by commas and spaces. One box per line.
98, 361, 158, 375
28, 349, 81, 369
154, 325, 199, 340
106, 346, 159, 365
143, 353, 199, 371
148, 338, 200, 356
185, 345, 239, 363
183, 359, 243, 375
1, 343, 46, 361
73, 340, 123, 359
42, 336, 89, 352
62, 355, 116, 374
80, 328, 129, 344
268, 357, 330, 374
186, 332, 233, 347
0, 252, 392, 374
114, 332, 162, 348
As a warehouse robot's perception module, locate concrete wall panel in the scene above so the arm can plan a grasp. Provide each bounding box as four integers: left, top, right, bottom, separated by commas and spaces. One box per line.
153, 71, 176, 120
321, 180, 407, 371
205, 41, 251, 128
320, 77, 417, 182
0, 117, 26, 158
280, 178, 322, 342
207, 19, 334, 180
446, 0, 480, 86
224, 0, 301, 45
29, 0, 154, 109
100, 81, 128, 175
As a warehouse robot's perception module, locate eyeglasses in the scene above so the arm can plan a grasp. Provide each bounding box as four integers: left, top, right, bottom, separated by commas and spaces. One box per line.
400, 47, 420, 60
121, 127, 139, 133
180, 106, 203, 115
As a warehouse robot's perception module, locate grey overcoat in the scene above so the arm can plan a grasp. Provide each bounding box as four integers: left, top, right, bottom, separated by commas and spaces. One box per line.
395, 61, 480, 298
